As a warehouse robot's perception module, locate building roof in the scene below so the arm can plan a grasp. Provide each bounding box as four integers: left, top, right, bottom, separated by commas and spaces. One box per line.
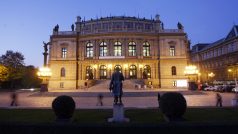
192, 25, 238, 53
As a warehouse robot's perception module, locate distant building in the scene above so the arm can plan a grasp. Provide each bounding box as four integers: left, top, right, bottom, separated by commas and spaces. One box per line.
48, 15, 190, 90
191, 25, 238, 82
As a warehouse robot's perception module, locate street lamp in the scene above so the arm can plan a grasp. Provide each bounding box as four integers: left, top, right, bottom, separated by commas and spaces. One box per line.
139, 64, 143, 79
208, 72, 215, 83
37, 67, 52, 92
108, 64, 112, 78
228, 69, 232, 80
93, 65, 97, 79
124, 64, 128, 79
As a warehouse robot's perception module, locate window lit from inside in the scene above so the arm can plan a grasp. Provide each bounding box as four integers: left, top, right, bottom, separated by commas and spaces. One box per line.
128, 42, 136, 56
169, 46, 175, 56
100, 41, 107, 56
86, 42, 93, 57
114, 41, 122, 56
62, 48, 67, 58
143, 42, 150, 56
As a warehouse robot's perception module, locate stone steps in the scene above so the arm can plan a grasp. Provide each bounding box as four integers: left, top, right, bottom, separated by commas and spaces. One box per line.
88, 79, 145, 90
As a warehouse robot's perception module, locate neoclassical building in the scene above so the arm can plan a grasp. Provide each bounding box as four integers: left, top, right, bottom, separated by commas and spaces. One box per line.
48, 15, 190, 90
191, 25, 238, 82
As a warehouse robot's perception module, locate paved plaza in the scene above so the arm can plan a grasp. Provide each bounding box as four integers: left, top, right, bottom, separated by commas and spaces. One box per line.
0, 90, 237, 109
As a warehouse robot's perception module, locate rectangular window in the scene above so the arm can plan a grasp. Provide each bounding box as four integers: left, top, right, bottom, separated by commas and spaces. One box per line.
169, 46, 175, 56
60, 82, 64, 88
86, 43, 94, 57
62, 48, 67, 58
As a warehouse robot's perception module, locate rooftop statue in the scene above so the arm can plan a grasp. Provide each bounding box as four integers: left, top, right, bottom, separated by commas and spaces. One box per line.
71, 24, 75, 31
53, 24, 59, 32
177, 22, 184, 30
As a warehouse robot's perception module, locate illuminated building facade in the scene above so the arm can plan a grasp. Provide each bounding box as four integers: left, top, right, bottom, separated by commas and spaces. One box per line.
48, 15, 190, 90
191, 25, 238, 82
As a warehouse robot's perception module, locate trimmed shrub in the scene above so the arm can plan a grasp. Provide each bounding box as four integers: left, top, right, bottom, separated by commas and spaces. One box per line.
52, 95, 75, 121
159, 92, 187, 121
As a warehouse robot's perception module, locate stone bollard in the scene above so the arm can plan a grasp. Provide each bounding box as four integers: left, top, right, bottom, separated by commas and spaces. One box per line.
231, 99, 238, 106
108, 104, 129, 122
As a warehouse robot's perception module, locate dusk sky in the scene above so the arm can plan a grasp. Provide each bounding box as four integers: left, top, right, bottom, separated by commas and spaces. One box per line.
0, 0, 237, 67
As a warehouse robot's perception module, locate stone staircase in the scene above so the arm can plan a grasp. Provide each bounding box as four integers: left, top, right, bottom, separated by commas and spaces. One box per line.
88, 79, 145, 91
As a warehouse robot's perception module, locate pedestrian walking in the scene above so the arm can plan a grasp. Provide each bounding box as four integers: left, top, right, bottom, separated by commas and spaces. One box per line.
157, 92, 161, 107
216, 93, 222, 107
10, 92, 18, 106
96, 93, 104, 106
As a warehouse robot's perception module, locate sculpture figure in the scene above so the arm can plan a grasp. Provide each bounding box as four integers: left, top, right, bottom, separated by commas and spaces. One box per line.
177, 22, 184, 30
109, 67, 124, 104
71, 24, 75, 31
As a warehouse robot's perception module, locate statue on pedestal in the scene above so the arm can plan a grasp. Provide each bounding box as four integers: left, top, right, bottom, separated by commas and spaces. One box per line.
43, 41, 51, 66
109, 67, 124, 105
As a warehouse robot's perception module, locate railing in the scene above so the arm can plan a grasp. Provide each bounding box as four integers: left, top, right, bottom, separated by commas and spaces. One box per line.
53, 29, 183, 35
99, 56, 125, 59
160, 29, 184, 33
53, 31, 76, 35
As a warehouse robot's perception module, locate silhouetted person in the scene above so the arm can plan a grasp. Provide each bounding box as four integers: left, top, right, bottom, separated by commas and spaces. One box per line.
10, 92, 18, 106
109, 67, 124, 104
97, 93, 104, 106
216, 93, 222, 107
157, 92, 161, 107
84, 82, 88, 90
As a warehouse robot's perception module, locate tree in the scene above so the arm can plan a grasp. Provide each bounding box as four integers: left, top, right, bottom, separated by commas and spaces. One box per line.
0, 50, 25, 88
0, 50, 24, 68
21, 65, 41, 88
0, 64, 9, 82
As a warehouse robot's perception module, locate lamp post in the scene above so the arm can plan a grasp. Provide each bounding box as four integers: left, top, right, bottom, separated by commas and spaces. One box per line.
208, 72, 215, 84
124, 64, 128, 79
139, 64, 143, 79
108, 64, 112, 78
228, 69, 232, 80
37, 67, 52, 92
93, 65, 97, 79
184, 65, 199, 90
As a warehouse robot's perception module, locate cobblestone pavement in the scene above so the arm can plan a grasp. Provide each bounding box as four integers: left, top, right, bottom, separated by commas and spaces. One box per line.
0, 90, 237, 109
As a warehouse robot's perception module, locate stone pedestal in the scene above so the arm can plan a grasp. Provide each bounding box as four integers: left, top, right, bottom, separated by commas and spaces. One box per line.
108, 104, 129, 122
231, 99, 238, 106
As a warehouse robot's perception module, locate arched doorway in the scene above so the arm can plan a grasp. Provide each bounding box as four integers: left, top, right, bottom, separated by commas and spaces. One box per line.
114, 65, 122, 73
86, 66, 93, 80
143, 65, 151, 79
129, 65, 137, 79
100, 65, 107, 79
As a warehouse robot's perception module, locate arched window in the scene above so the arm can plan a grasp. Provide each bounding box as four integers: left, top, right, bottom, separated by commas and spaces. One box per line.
100, 65, 107, 79
129, 65, 137, 79
143, 65, 151, 79
61, 68, 65, 77
128, 42, 136, 56
100, 41, 107, 56
86, 66, 93, 79
114, 41, 122, 56
114, 65, 122, 73
86, 42, 93, 57
171, 66, 176, 75
143, 42, 150, 56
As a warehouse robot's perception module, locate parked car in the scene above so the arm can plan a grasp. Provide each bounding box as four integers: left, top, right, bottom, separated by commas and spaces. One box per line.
232, 87, 238, 93
204, 86, 216, 91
